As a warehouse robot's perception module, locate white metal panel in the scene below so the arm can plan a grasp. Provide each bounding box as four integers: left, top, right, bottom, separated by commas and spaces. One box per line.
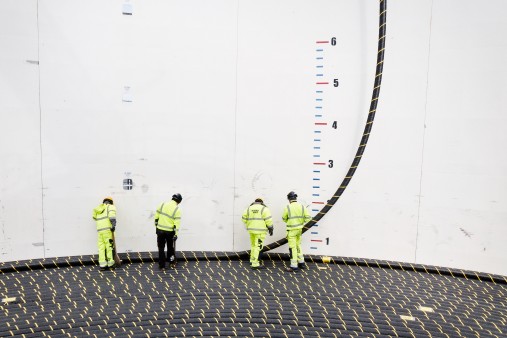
322, 1, 433, 262
37, 0, 238, 256
0, 0, 44, 261
418, 0, 507, 274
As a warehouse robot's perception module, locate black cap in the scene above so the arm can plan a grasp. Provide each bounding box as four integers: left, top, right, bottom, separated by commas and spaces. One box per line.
287, 191, 297, 200
172, 193, 183, 203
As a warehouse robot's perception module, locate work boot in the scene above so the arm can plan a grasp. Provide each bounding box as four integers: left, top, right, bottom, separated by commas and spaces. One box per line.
285, 266, 298, 273
251, 265, 266, 270
298, 263, 307, 270
169, 257, 177, 269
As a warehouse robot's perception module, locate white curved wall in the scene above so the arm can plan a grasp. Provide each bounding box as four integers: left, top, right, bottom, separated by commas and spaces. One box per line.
0, 0, 506, 276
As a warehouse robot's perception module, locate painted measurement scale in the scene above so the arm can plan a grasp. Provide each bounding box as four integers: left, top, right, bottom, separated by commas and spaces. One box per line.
310, 38, 337, 251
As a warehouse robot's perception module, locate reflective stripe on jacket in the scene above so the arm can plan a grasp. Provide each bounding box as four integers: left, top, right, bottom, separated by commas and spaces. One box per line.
93, 204, 116, 232
282, 201, 311, 230
242, 202, 273, 234
155, 200, 181, 233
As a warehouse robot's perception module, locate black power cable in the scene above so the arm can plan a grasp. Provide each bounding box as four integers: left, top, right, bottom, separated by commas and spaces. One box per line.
262, 0, 387, 253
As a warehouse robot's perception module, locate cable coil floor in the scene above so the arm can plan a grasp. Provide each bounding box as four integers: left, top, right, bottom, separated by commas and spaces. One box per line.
1, 252, 506, 337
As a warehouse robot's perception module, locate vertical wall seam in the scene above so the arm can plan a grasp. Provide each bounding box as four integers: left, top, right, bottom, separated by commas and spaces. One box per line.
415, 0, 434, 263
36, 0, 46, 259
231, 1, 240, 250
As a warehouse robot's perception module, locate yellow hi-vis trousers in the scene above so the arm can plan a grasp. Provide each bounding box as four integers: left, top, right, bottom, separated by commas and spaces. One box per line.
287, 228, 304, 269
249, 232, 266, 268
97, 230, 115, 268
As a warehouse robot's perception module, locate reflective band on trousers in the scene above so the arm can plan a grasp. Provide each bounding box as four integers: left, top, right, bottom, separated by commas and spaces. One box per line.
97, 226, 112, 232
248, 227, 269, 232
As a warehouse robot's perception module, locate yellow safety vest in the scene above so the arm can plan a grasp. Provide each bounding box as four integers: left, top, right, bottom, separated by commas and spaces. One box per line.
282, 201, 311, 230
93, 204, 116, 232
155, 200, 181, 233
242, 202, 273, 234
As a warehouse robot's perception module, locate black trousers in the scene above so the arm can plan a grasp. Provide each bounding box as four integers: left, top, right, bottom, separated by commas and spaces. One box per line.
157, 229, 175, 268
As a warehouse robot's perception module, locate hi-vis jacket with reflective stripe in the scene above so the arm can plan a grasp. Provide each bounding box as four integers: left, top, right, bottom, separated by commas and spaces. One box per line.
93, 204, 117, 232
155, 200, 181, 233
242, 202, 273, 234
282, 201, 311, 230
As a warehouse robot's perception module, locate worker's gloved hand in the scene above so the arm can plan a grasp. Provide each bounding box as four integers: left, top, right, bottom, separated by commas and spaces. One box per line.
111, 226, 115, 232
268, 227, 273, 236
173, 234, 178, 241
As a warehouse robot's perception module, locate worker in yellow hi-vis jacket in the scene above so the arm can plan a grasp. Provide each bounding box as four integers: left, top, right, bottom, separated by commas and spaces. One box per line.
92, 197, 117, 270
155, 193, 182, 271
242, 198, 274, 270
282, 191, 311, 272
